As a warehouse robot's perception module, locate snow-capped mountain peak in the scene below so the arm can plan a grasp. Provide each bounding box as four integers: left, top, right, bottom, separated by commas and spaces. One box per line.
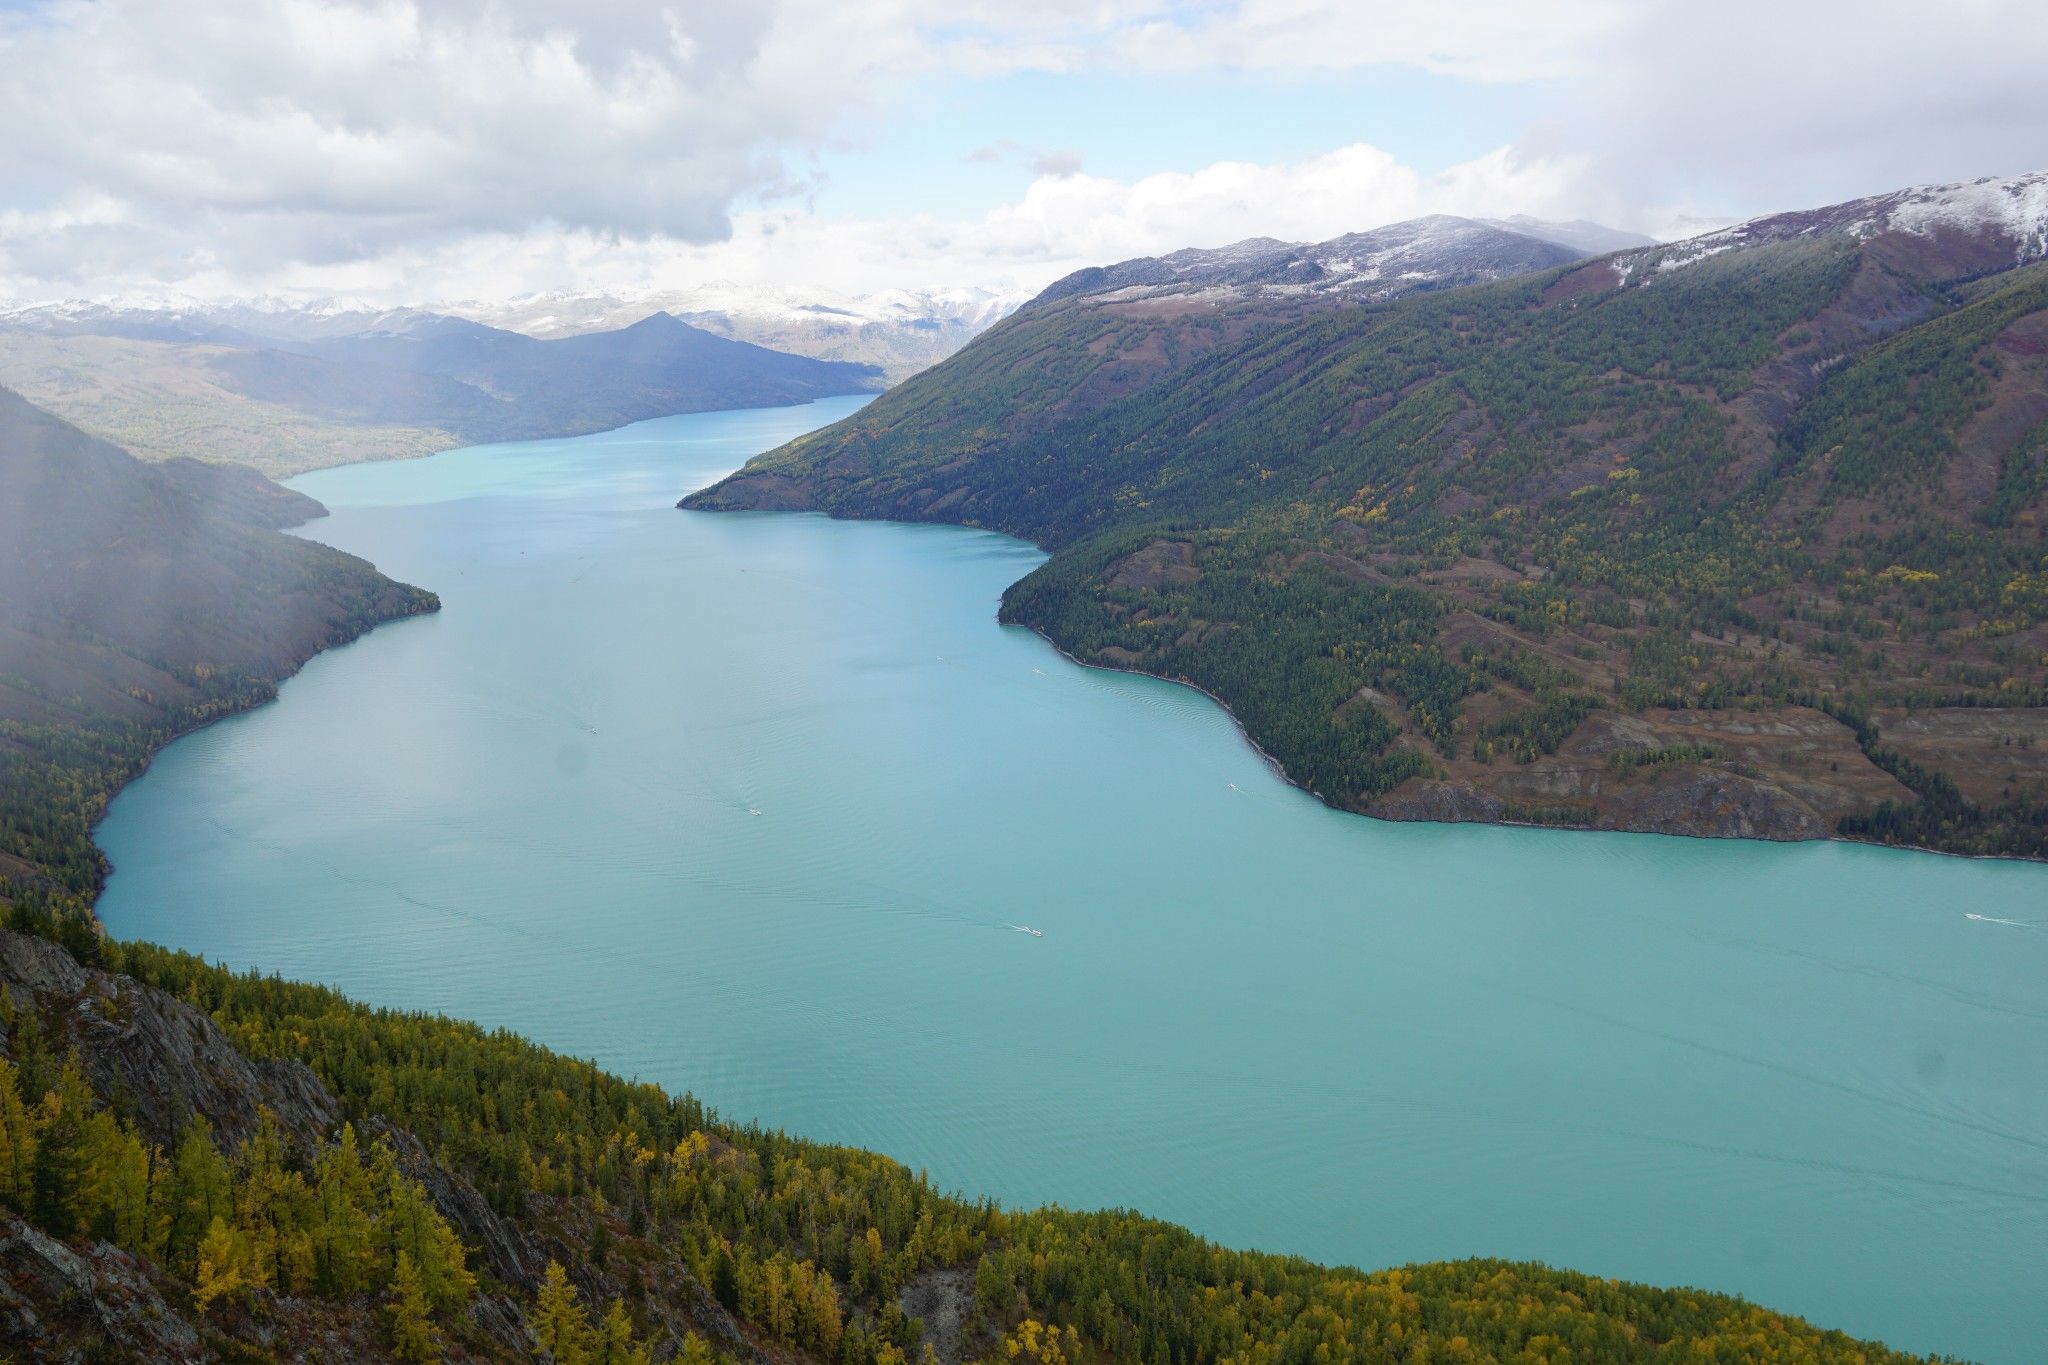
1020, 214, 1653, 313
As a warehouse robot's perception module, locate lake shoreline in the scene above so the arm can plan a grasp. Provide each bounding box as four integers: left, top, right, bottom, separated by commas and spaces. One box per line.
1021, 621, 2048, 866
693, 488, 2042, 866
96, 403, 2048, 1364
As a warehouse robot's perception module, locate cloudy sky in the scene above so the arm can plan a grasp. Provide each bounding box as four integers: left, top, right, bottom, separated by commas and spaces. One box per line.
1, 0, 2044, 305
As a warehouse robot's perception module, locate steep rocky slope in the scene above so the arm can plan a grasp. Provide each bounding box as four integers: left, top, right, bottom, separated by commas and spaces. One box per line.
688, 171, 2048, 857
0, 927, 752, 1361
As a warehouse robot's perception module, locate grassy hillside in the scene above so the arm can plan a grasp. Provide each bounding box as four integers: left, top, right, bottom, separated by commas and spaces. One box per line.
689, 187, 2048, 858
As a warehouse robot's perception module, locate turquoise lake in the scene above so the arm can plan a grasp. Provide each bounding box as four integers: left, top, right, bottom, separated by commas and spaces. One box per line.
97, 396, 2046, 1363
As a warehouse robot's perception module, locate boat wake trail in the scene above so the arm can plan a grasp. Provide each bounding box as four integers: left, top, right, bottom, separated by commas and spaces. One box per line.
1965, 913, 2038, 929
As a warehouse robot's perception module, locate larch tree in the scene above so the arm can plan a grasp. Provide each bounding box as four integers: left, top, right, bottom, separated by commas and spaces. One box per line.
389, 1249, 442, 1363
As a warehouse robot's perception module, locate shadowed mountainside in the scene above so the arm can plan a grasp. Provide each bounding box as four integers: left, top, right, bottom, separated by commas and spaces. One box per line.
0, 386, 438, 907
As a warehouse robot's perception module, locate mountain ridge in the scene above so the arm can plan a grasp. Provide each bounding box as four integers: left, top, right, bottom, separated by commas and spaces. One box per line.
687, 169, 2048, 859
1021, 213, 1654, 313
444, 283, 1024, 382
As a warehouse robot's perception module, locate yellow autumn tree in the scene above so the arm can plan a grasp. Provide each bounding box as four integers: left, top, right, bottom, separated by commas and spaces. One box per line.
532, 1260, 595, 1365
593, 1296, 651, 1365
235, 1110, 317, 1295
1001, 1317, 1081, 1365
377, 1151, 477, 1308
389, 1250, 442, 1363
75, 1108, 153, 1254
313, 1124, 378, 1295
0, 1057, 40, 1209
193, 1215, 258, 1312
673, 1332, 718, 1365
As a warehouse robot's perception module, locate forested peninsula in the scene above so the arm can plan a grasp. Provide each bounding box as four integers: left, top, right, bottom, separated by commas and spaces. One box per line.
689, 174, 2048, 860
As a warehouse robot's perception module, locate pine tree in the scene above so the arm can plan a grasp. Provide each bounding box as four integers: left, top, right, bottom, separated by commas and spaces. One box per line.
76, 1108, 152, 1252
711, 1242, 739, 1312
28, 1068, 89, 1238
378, 1153, 476, 1308
389, 1249, 442, 1363
313, 1123, 378, 1295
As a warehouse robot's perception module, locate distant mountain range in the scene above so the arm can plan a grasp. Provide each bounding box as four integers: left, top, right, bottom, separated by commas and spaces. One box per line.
1022, 214, 1656, 312
0, 300, 882, 476
0, 221, 1651, 476
690, 170, 2048, 860
446, 284, 1023, 383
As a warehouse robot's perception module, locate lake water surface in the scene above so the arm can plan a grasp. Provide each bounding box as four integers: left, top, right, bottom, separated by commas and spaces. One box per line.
98, 397, 2047, 1363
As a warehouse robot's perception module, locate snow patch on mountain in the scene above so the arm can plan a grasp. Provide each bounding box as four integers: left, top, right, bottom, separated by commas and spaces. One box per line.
1619, 169, 2048, 283
1886, 173, 2048, 262
1022, 214, 1645, 313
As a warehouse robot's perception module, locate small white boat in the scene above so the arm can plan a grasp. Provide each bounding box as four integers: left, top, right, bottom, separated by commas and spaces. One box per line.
1006, 924, 1044, 938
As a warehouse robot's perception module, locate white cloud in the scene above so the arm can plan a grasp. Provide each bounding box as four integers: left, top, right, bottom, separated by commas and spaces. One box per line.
1564, 1, 2048, 226
116, 139, 1583, 306
909, 0, 1629, 84
0, 1, 2043, 303
0, 0, 915, 287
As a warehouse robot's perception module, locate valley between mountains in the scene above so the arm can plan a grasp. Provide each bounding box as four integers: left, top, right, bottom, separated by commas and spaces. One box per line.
689, 174, 2048, 859
3, 177, 2039, 1363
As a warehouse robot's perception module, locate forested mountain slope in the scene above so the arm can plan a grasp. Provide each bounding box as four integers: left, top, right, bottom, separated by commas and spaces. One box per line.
0, 920, 1947, 1363
688, 172, 2048, 857
0, 387, 437, 916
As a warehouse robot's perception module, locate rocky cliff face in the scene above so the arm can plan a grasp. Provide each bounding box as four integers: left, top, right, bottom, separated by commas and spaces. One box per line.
0, 929, 529, 1359
0, 1214, 206, 1363
0, 930, 339, 1152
